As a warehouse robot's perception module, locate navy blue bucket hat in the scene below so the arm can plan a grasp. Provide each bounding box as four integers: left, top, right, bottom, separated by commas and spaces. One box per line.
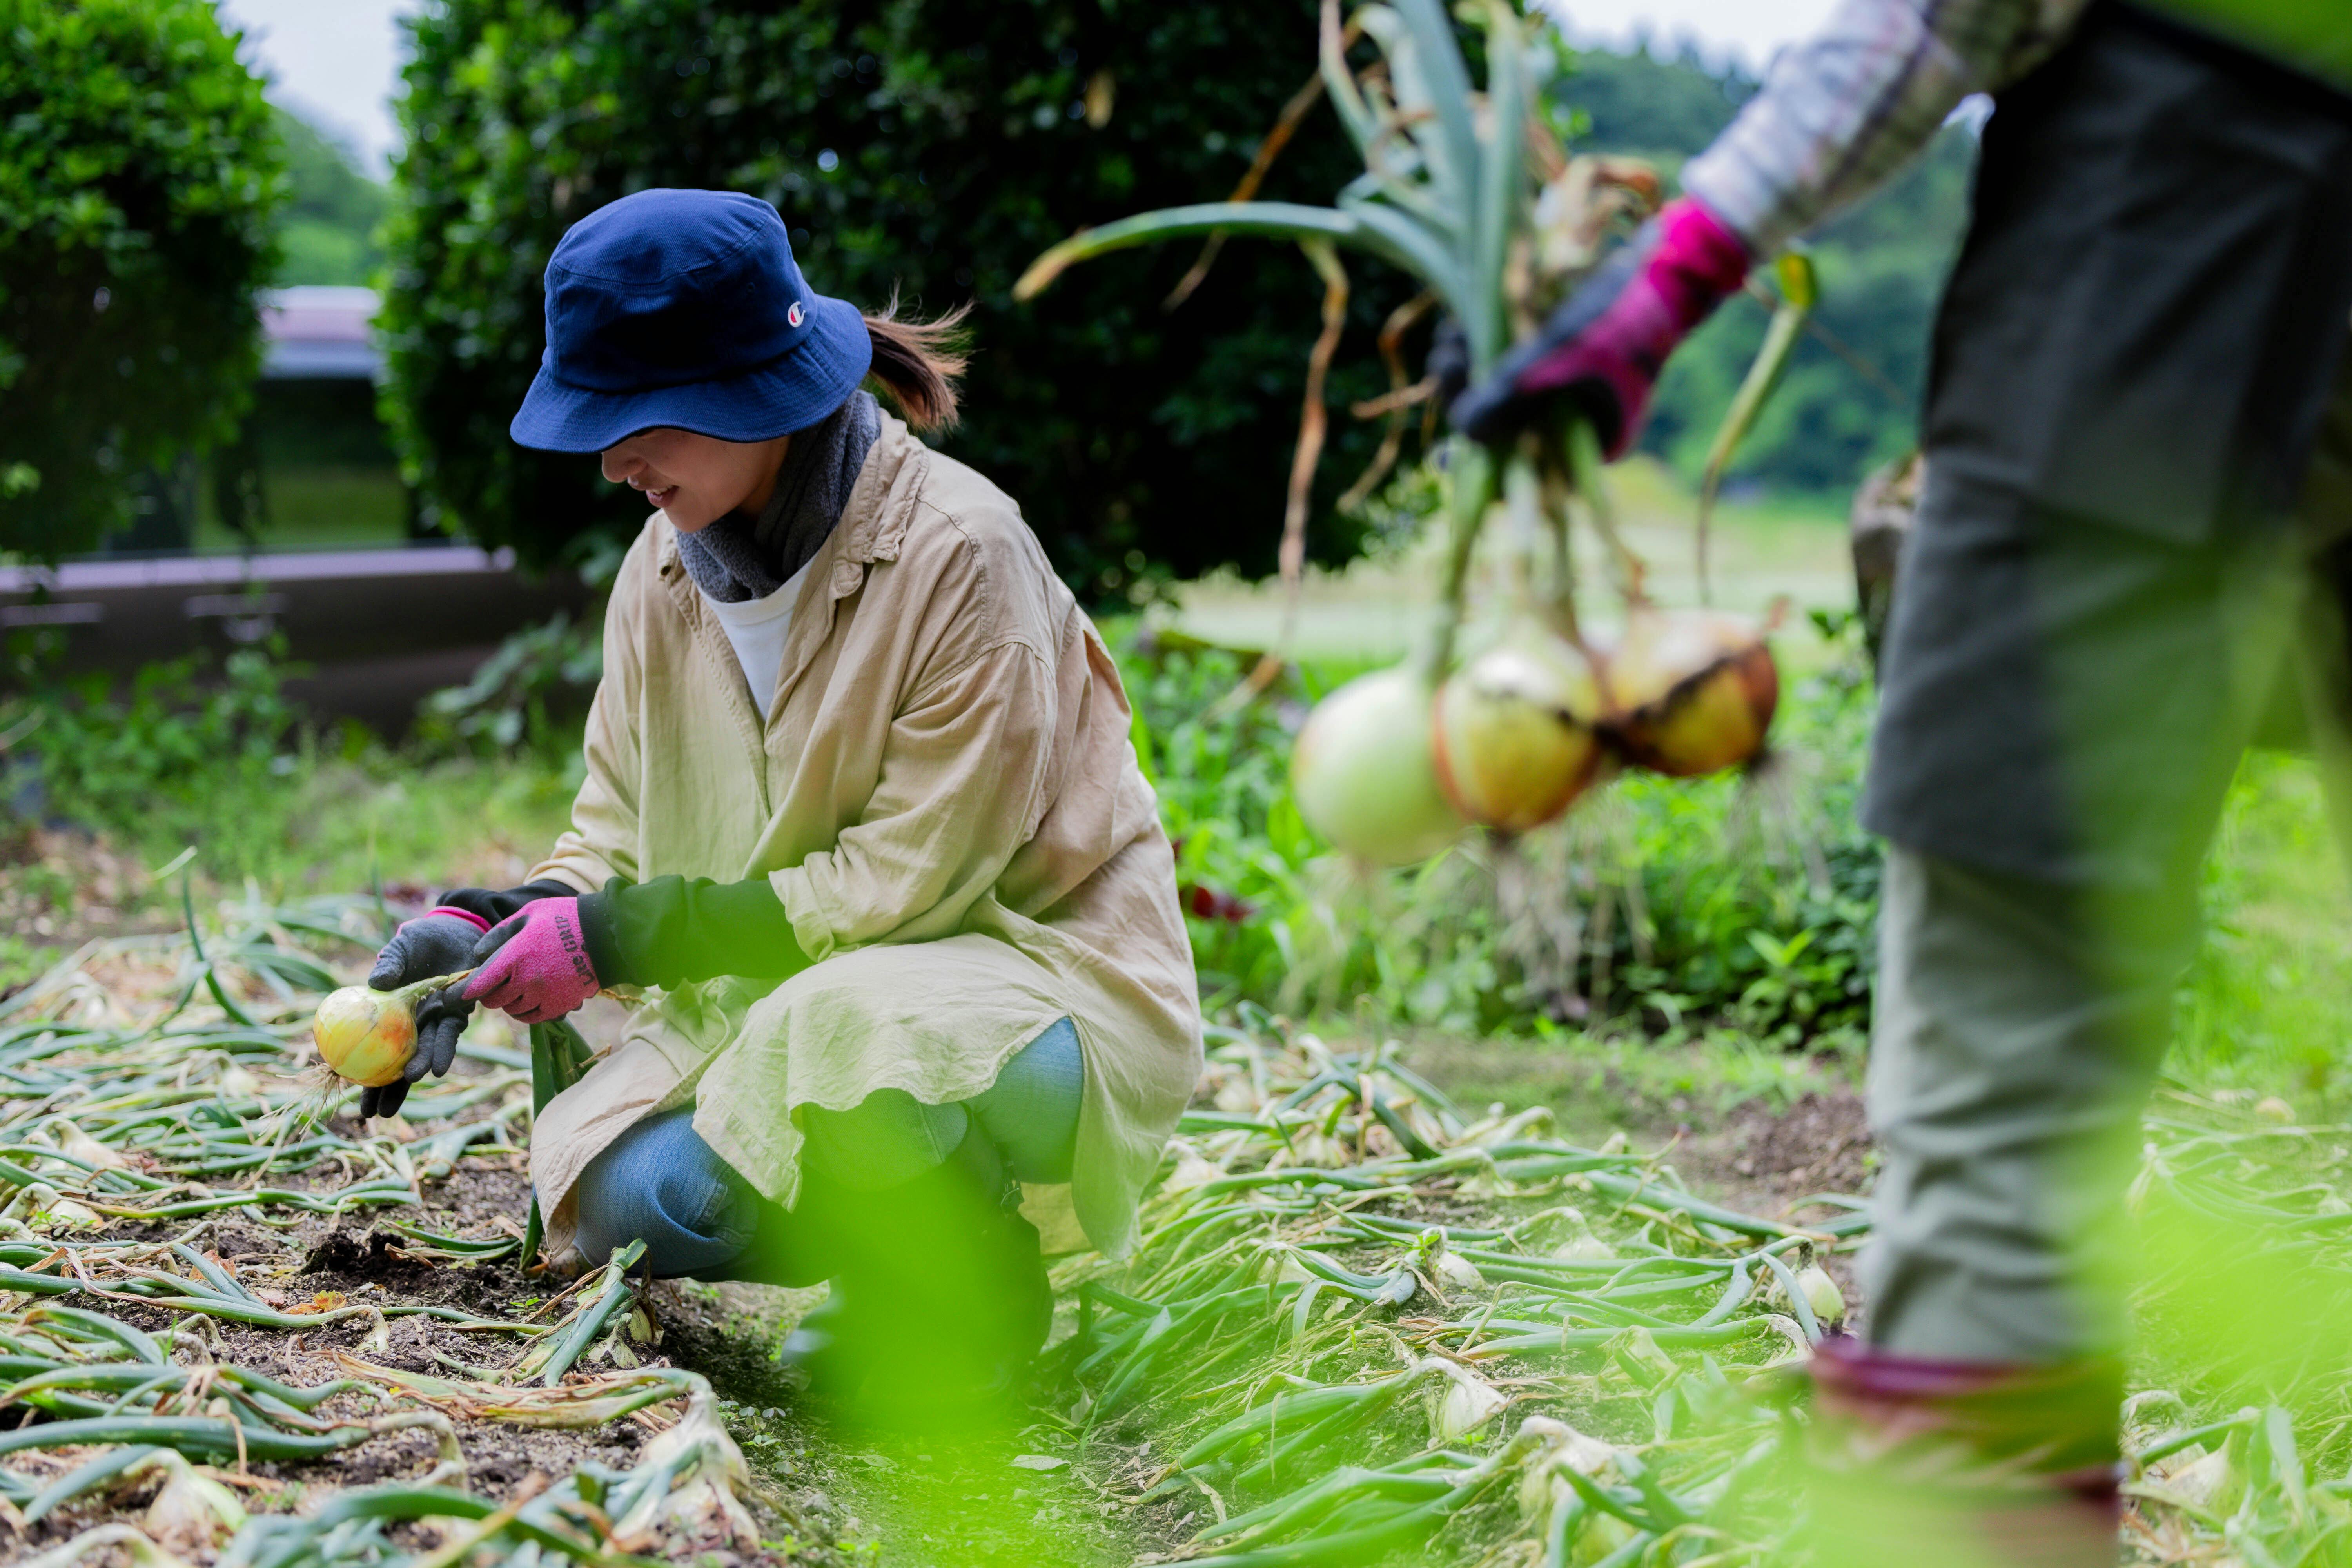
509, 189, 872, 452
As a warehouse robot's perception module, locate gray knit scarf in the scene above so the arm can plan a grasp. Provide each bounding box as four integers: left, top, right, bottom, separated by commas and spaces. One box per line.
674, 390, 881, 603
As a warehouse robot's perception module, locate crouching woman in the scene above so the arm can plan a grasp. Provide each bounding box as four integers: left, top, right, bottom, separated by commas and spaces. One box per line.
365, 189, 1202, 1408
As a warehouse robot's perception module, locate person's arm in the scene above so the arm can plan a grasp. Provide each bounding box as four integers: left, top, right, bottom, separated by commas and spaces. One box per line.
429, 538, 651, 1032
1453, 0, 2087, 452
1682, 0, 2087, 258
577, 873, 810, 988
532, 542, 652, 895
775, 637, 1059, 962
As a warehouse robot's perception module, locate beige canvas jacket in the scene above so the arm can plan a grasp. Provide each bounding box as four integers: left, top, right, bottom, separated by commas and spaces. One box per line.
523, 414, 1201, 1264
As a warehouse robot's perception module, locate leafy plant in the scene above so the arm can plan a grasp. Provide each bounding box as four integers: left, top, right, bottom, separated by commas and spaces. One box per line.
413, 612, 602, 760
1019, 0, 1587, 661
272, 107, 388, 288
2, 644, 302, 862
0, 0, 283, 558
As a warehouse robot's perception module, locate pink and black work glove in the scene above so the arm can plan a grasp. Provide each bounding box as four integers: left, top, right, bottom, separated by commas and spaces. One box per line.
1450, 196, 1751, 457
463, 897, 604, 1024
358, 881, 573, 1120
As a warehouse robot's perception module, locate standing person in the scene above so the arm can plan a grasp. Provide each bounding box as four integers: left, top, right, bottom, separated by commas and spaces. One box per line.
365, 188, 1203, 1420
1457, 0, 2352, 1560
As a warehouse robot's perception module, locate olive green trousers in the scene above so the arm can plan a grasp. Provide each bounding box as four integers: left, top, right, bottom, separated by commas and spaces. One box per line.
1863, 372, 2352, 1363
1862, 848, 2195, 1360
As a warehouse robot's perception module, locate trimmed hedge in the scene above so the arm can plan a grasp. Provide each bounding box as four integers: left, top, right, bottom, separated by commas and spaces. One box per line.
382, 0, 1414, 594
0, 0, 281, 559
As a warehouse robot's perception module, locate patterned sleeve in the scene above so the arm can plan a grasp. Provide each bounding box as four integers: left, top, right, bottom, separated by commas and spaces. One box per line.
1679, 0, 2091, 257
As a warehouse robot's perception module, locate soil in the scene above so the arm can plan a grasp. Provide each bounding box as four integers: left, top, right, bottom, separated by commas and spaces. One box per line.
1675, 1089, 1877, 1322
1678, 1089, 1877, 1226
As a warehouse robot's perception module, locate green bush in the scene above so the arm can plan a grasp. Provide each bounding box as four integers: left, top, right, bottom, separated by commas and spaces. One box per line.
0, 0, 282, 559
381, 0, 1418, 592
412, 610, 601, 760
4, 643, 302, 862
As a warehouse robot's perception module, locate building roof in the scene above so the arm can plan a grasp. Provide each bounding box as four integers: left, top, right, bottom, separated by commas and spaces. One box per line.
261, 285, 383, 380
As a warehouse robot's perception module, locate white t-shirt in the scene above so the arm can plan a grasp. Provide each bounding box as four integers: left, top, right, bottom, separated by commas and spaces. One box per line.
699, 556, 815, 719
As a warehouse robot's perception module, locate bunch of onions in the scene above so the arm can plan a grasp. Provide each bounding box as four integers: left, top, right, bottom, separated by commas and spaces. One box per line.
1431, 621, 1605, 833
1290, 608, 1775, 864
1290, 666, 1468, 867
310, 971, 469, 1088
1598, 608, 1778, 778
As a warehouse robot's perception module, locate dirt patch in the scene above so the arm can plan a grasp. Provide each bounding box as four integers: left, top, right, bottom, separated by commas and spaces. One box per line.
1681, 1089, 1876, 1220
1672, 1088, 1876, 1326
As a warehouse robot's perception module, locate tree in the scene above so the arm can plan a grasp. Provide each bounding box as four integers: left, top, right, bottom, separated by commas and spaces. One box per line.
382, 0, 1414, 594
274, 108, 388, 287
0, 0, 282, 560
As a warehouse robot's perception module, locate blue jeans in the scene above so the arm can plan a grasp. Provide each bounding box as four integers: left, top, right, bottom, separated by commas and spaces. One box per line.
570, 1017, 1083, 1279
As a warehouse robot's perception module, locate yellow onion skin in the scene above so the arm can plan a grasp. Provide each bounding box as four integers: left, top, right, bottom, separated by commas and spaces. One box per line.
312, 985, 418, 1087
1431, 627, 1605, 832
1290, 666, 1466, 867
1601, 610, 1778, 777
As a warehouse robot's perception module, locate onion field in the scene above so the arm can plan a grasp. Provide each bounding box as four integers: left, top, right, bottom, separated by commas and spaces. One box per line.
0, 888, 2343, 1567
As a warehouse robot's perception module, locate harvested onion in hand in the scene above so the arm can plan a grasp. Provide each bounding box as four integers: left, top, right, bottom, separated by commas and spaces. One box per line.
1601, 609, 1778, 778
1290, 666, 1467, 867
311, 972, 469, 1087
1431, 623, 1606, 833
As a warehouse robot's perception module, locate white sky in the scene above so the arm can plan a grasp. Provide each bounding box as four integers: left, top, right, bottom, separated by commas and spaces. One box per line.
214, 0, 422, 174
1542, 0, 1840, 69
212, 0, 1837, 178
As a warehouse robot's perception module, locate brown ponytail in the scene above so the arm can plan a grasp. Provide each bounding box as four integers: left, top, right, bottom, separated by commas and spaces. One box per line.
863, 292, 970, 432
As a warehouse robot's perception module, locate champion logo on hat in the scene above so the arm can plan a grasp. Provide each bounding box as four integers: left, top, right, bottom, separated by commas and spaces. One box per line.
788, 300, 806, 327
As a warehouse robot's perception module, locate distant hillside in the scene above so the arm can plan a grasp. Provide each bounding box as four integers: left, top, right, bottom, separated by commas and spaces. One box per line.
1560, 45, 1974, 498
273, 108, 387, 287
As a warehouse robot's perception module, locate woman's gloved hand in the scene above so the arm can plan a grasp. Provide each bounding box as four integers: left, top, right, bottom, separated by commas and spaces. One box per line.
1450, 197, 1751, 458
463, 897, 601, 1024
361, 907, 490, 1120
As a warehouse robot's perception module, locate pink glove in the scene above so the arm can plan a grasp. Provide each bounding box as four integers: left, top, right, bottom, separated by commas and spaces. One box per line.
461, 897, 600, 1023
1451, 197, 1751, 457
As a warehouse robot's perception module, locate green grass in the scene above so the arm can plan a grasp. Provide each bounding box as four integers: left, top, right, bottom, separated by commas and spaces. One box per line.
194, 464, 409, 552
2174, 749, 2352, 1112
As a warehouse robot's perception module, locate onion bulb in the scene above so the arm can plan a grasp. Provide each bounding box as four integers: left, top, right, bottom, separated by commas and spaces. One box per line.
1290, 666, 1465, 866
311, 972, 467, 1088
1430, 625, 1605, 832
612, 1381, 759, 1553
134, 1451, 246, 1556
55, 1121, 125, 1171
1600, 610, 1778, 777
1422, 1357, 1508, 1440
1794, 1261, 1847, 1330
